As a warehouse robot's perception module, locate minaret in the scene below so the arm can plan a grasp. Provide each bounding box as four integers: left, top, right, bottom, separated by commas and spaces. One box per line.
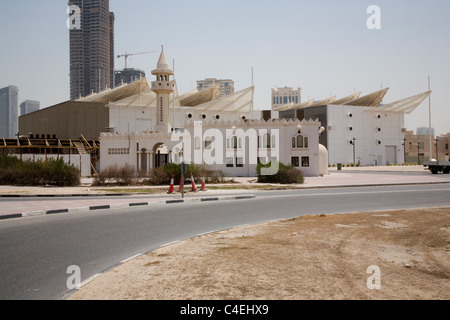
151, 47, 175, 134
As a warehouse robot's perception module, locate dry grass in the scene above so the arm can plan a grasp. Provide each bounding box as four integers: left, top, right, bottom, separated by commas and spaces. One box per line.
69, 207, 450, 300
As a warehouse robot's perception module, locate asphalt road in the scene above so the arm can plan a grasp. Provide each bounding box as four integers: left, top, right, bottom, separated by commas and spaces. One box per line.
1, 183, 450, 300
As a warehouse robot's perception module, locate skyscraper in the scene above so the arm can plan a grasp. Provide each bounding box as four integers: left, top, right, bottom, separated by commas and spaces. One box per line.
0, 85, 19, 138
20, 100, 40, 116
69, 0, 115, 100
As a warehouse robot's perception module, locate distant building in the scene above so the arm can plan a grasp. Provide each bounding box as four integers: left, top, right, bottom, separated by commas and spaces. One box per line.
20, 100, 40, 116
416, 127, 435, 136
115, 68, 145, 86
197, 78, 234, 97
272, 87, 301, 109
69, 0, 115, 100
0, 85, 19, 138
405, 131, 450, 162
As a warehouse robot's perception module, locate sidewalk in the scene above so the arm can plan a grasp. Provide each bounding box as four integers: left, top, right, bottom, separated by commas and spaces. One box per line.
1, 166, 449, 220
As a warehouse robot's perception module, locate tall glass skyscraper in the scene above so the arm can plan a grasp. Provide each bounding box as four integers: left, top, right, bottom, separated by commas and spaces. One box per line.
0, 85, 19, 139
69, 0, 115, 100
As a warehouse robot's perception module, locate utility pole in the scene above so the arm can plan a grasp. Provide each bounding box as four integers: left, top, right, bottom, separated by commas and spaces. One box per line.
435, 138, 439, 161
418, 142, 422, 165
351, 138, 356, 164
428, 76, 432, 161
402, 138, 407, 164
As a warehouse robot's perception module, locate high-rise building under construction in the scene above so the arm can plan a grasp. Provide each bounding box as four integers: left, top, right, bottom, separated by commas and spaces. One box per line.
69, 0, 115, 100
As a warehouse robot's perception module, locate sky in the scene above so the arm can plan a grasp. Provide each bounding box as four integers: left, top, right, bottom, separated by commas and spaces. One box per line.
0, 0, 449, 135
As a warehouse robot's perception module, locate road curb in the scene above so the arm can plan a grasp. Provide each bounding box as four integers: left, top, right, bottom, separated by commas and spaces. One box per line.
0, 194, 256, 221
0, 193, 135, 198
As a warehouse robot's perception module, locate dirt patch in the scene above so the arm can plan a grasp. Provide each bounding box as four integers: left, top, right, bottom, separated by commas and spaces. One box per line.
69, 207, 450, 300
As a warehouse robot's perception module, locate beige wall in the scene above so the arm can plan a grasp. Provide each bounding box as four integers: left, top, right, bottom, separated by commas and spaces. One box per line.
405, 131, 450, 162
19, 101, 109, 140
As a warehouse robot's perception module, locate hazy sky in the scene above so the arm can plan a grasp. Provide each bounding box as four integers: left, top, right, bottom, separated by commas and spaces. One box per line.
0, 0, 449, 135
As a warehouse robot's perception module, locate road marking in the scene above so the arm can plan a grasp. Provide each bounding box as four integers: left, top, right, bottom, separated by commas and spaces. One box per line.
262, 187, 450, 199
79, 273, 103, 288
121, 253, 144, 263
160, 240, 180, 247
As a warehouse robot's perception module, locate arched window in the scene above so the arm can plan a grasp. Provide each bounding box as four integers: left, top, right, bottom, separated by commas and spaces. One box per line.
263, 133, 270, 148
232, 136, 238, 149
195, 137, 201, 150
259, 133, 272, 149
204, 136, 212, 150
297, 135, 304, 148
292, 135, 308, 149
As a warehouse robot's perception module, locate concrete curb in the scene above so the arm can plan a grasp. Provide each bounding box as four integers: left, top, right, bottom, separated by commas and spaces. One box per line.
0, 194, 256, 221
0, 193, 135, 198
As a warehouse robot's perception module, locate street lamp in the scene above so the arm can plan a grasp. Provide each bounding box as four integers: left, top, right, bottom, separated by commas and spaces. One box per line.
350, 138, 356, 164
434, 138, 439, 161
417, 142, 422, 165
179, 150, 185, 199
402, 138, 407, 164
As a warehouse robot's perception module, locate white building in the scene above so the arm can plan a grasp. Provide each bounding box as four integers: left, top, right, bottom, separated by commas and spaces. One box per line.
99, 49, 327, 177
273, 88, 432, 166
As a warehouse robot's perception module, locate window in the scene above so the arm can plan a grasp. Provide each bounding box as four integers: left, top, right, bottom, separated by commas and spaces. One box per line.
232, 136, 238, 149
108, 148, 129, 155
236, 157, 244, 167
301, 157, 310, 167
226, 157, 234, 167
195, 137, 201, 150
291, 157, 299, 167
297, 135, 303, 148
292, 134, 308, 149
260, 133, 270, 148
204, 137, 212, 150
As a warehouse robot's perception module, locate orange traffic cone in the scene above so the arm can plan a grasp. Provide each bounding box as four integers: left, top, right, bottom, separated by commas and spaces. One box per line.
200, 173, 206, 191
167, 175, 175, 194
191, 173, 198, 192
178, 176, 183, 193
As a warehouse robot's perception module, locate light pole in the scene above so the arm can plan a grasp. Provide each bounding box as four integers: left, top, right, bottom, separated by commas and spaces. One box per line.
435, 138, 439, 161
402, 138, 407, 164
351, 138, 356, 164
179, 151, 185, 199
417, 142, 422, 165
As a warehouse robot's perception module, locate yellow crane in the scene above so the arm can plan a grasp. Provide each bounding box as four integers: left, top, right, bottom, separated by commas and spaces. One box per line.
117, 51, 157, 69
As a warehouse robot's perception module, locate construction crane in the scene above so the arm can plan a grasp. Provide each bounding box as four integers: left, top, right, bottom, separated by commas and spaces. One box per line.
117, 51, 157, 69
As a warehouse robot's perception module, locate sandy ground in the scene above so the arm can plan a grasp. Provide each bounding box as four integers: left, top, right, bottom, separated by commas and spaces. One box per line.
69, 206, 450, 300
